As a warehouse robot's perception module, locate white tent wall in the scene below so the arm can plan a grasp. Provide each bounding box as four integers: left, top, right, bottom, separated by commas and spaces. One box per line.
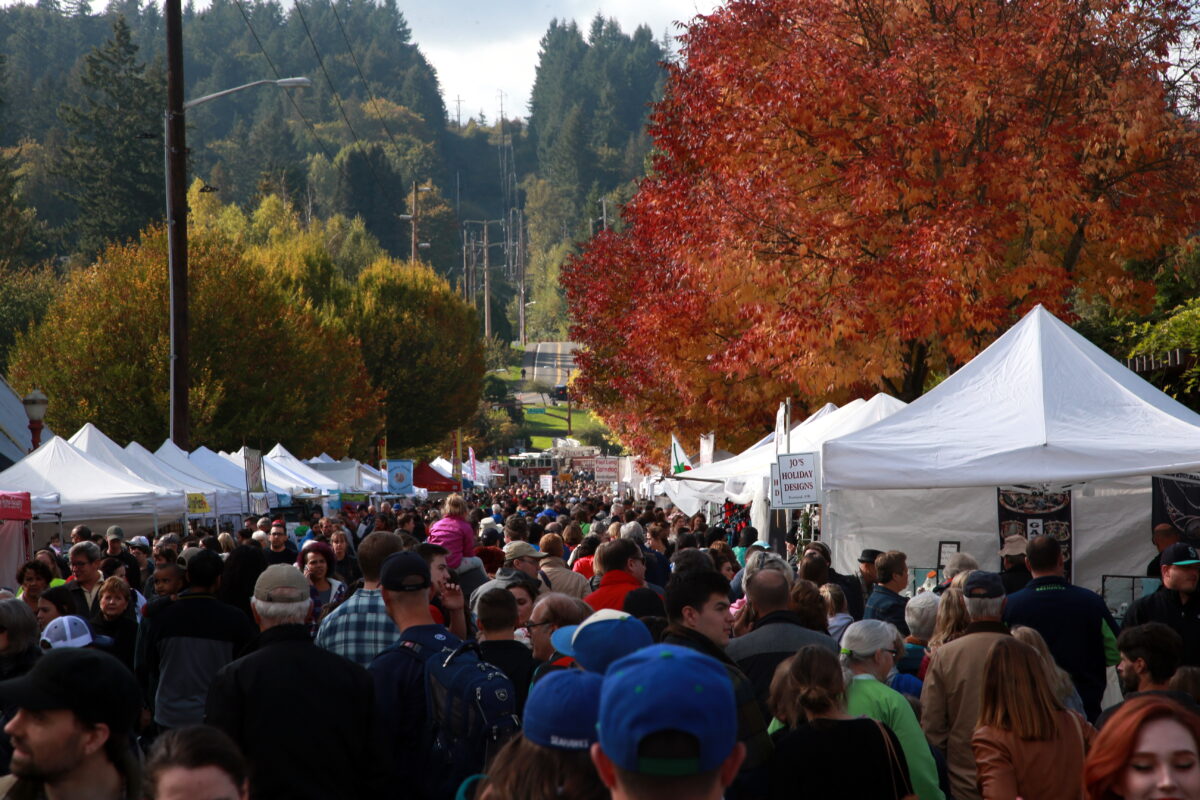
826, 477, 1153, 593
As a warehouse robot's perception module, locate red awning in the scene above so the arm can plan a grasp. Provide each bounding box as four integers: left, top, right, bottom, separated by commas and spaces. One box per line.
413, 462, 460, 493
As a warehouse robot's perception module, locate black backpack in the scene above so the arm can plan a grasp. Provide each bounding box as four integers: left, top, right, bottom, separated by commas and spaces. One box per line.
402, 639, 521, 797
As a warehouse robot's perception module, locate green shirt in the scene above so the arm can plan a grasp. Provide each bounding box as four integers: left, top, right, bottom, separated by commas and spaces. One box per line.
846, 674, 945, 800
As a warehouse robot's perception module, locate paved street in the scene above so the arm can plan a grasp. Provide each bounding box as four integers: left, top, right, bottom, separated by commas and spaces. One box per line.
518, 342, 579, 405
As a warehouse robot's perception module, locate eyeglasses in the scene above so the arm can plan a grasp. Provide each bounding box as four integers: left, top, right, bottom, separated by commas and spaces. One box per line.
522, 621, 553, 632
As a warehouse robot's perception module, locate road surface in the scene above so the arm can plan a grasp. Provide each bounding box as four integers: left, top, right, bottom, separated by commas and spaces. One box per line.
519, 342, 579, 404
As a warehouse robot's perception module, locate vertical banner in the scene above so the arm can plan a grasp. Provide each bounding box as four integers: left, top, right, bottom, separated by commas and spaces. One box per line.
998, 489, 1073, 582
468, 447, 479, 483
386, 460, 414, 495
699, 433, 715, 466
1152, 474, 1200, 534
244, 448, 265, 493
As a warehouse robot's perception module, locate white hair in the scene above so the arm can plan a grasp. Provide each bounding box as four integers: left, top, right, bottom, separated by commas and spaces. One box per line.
250, 597, 311, 625
905, 591, 940, 640
964, 596, 1005, 621
251, 531, 268, 545
840, 619, 901, 678
943, 552, 980, 580
744, 549, 794, 585
620, 521, 646, 545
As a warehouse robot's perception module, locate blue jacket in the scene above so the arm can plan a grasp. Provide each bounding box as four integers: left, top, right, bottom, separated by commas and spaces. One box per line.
865, 585, 910, 635
1003, 576, 1119, 721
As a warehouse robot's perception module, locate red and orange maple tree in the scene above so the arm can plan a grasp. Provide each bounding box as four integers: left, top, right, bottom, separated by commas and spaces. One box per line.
565, 0, 1200, 458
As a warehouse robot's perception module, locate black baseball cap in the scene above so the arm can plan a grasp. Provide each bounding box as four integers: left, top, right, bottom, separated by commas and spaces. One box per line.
380, 551, 432, 592
858, 548, 883, 564
1162, 542, 1200, 567
0, 649, 140, 732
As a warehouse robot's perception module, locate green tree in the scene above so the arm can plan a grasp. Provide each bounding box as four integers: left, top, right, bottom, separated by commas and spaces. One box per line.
353, 258, 484, 451
0, 265, 58, 373
56, 16, 164, 256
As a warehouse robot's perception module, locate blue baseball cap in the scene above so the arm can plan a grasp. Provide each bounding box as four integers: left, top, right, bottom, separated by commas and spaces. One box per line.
550, 609, 653, 673
598, 644, 736, 776
523, 670, 603, 751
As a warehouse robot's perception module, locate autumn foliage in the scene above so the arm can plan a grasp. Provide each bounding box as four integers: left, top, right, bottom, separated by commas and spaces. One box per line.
565, 0, 1200, 457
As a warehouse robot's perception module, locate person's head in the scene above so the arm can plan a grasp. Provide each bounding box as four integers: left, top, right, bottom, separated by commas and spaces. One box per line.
1117, 623, 1184, 694
596, 538, 646, 583
476, 588, 519, 637
154, 563, 186, 598
144, 724, 248, 800
250, 565, 312, 631
978, 637, 1063, 739
1172, 667, 1200, 705
97, 577, 131, 622
539, 533, 566, 560
962, 571, 1006, 620
507, 580, 539, 626
840, 619, 901, 682
669, 548, 714, 577
1160, 542, 1200, 595
16, 561, 51, 602
929, 586, 969, 648
0, 599, 39, 658
619, 521, 646, 547
69, 525, 91, 545
820, 583, 847, 617
746, 566, 791, 615
1083, 695, 1200, 800
482, 670, 607, 800
298, 541, 336, 586
328, 529, 351, 562
709, 547, 739, 582
186, 549, 224, 593
67, 542, 101, 587
33, 551, 61, 580
797, 552, 829, 586
267, 523, 288, 552
153, 547, 177, 571
527, 593, 592, 661
875, 550, 908, 591
591, 645, 744, 800
944, 552, 980, 581
99, 557, 126, 582
503, 541, 549, 580
255, 517, 271, 533
665, 570, 733, 647
35, 586, 72, 632
1026, 535, 1065, 576
787, 579, 829, 634
1153, 523, 1183, 554
769, 645, 845, 728
905, 591, 940, 643
857, 549, 882, 580
0, 648, 141, 791
357, 531, 403, 585
379, 552, 434, 623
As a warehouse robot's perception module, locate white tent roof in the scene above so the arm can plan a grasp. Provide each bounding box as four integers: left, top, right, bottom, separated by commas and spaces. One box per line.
154, 440, 244, 493
66, 424, 187, 516
0, 436, 183, 519
227, 447, 321, 498
0, 376, 53, 469
824, 305, 1200, 490
308, 459, 385, 492
266, 444, 340, 492
124, 441, 245, 516
306, 453, 337, 464
191, 446, 293, 505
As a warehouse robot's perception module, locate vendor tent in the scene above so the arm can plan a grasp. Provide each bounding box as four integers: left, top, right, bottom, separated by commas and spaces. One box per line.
413, 462, 459, 493
0, 492, 32, 592
308, 458, 385, 492
124, 441, 244, 517
0, 436, 184, 522
190, 446, 293, 507
266, 444, 341, 493
154, 440, 260, 514
66, 425, 188, 517
306, 453, 337, 464
821, 305, 1200, 589
225, 448, 322, 500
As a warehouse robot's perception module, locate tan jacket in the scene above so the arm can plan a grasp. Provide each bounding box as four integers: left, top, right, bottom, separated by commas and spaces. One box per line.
921, 621, 1011, 800
971, 709, 1094, 800
539, 557, 590, 599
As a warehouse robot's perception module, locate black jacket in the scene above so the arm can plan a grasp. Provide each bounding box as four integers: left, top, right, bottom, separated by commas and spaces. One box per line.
725, 611, 839, 709
1124, 587, 1200, 667
206, 624, 390, 800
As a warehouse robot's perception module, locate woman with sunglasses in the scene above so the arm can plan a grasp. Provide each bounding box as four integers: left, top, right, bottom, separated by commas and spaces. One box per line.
841, 619, 946, 800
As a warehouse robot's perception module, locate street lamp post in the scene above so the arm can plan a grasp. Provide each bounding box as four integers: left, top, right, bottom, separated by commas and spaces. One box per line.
21, 390, 48, 453
162, 64, 311, 450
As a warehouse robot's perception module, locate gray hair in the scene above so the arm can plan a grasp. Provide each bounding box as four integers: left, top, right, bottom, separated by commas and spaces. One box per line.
840, 619, 900, 674
0, 598, 39, 656
69, 541, 101, 563
905, 591, 940, 641
250, 597, 311, 625
943, 552, 980, 580
964, 596, 1005, 621
744, 549, 794, 585
620, 521, 646, 546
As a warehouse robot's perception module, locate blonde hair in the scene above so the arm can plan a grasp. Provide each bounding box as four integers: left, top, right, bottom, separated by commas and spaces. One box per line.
978, 637, 1063, 739
99, 575, 131, 603
443, 494, 468, 519
820, 582, 847, 615
929, 587, 969, 651
1011, 625, 1077, 705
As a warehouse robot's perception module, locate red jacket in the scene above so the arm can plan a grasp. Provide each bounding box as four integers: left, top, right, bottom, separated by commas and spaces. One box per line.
584, 570, 643, 612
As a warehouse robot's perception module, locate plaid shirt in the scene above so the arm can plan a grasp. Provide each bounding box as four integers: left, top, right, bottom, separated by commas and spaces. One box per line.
315, 588, 400, 667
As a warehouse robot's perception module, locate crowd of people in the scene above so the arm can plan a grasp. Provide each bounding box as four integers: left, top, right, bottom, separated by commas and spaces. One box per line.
0, 483, 1196, 799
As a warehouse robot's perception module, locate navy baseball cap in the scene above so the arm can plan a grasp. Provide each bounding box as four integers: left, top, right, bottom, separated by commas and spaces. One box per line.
598, 644, 736, 776
550, 609, 653, 674
379, 551, 431, 591
963, 570, 1005, 599
523, 670, 603, 751
1162, 542, 1200, 567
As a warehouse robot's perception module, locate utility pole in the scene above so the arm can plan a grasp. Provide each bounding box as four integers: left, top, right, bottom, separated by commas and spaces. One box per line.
518, 208, 527, 346
461, 229, 469, 301
165, 0, 189, 449
483, 221, 491, 338
410, 181, 418, 263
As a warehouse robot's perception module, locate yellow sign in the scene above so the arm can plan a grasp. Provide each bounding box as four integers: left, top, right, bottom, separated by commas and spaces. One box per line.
186, 493, 211, 514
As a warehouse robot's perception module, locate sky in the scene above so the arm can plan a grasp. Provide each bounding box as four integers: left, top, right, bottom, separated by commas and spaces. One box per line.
398, 1, 721, 122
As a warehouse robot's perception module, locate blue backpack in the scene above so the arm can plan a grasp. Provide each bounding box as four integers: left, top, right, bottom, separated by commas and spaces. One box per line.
402, 639, 521, 797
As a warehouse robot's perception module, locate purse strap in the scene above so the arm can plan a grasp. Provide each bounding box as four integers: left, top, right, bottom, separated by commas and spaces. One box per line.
874, 719, 916, 800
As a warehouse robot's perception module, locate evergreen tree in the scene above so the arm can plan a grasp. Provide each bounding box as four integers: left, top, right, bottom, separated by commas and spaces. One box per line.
333, 141, 405, 256
57, 16, 164, 256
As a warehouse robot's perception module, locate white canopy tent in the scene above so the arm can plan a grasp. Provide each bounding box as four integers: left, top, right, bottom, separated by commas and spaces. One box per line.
308, 459, 386, 492
155, 440, 263, 515
266, 444, 341, 493
822, 305, 1200, 589
0, 436, 183, 533
224, 447, 323, 500
124, 441, 245, 517
306, 453, 337, 465
191, 446, 293, 507
66, 424, 187, 517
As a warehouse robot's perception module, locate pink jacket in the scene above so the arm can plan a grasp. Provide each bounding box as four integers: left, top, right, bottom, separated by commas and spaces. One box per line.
426, 516, 476, 569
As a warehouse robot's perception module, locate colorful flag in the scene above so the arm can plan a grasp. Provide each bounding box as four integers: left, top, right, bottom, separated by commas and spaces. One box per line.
670, 435, 693, 474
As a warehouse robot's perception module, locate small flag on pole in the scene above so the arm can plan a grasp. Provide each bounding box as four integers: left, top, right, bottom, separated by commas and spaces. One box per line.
670, 435, 693, 474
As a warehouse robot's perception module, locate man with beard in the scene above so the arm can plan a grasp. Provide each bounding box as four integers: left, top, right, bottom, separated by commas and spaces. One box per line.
0, 649, 141, 799
1095, 622, 1197, 728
